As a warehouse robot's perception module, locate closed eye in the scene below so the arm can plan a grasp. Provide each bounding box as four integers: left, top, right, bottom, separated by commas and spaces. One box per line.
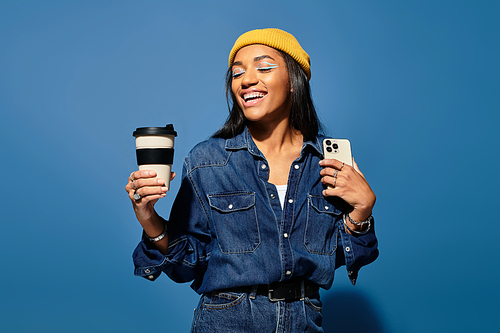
257, 62, 278, 71
232, 68, 245, 78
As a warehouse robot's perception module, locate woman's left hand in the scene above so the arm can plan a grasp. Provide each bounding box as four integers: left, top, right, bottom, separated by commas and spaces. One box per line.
319, 158, 376, 223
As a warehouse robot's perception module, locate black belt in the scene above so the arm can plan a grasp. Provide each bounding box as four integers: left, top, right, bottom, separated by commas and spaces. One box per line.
221, 278, 319, 302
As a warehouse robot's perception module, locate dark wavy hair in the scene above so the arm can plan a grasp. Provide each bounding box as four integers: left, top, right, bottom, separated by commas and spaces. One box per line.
212, 49, 322, 141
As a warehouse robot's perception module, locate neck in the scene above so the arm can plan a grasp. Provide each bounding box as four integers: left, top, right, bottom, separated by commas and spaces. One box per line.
248, 119, 303, 186
248, 119, 303, 156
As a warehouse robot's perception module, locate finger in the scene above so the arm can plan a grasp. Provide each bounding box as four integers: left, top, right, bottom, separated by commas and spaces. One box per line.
134, 169, 158, 179
134, 177, 165, 189
131, 194, 165, 211
128, 187, 139, 201
140, 193, 166, 203
125, 178, 137, 192
126, 182, 136, 193
319, 158, 345, 170
134, 185, 168, 199
134, 192, 166, 204
170, 172, 176, 181
321, 175, 340, 189
319, 166, 339, 177
127, 170, 158, 192
321, 185, 342, 198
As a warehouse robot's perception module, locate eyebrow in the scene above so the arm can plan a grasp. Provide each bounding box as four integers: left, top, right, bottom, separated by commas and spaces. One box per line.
254, 55, 275, 62
231, 55, 276, 67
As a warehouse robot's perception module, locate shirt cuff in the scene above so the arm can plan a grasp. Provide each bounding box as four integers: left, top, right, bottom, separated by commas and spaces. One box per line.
338, 217, 379, 286
132, 232, 169, 281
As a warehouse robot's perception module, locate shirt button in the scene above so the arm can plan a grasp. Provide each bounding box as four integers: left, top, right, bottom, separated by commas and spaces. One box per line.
228, 204, 233, 209
286, 270, 292, 275
345, 247, 351, 252
261, 164, 267, 169
284, 233, 288, 238
325, 206, 329, 210
288, 199, 294, 204
294, 164, 299, 170
148, 275, 154, 280
145, 269, 151, 274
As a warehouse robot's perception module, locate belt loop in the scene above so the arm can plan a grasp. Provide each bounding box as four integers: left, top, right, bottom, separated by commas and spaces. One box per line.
250, 285, 258, 300
300, 279, 305, 301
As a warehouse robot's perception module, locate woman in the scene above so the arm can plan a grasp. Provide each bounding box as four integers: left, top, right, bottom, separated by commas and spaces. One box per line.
126, 28, 378, 332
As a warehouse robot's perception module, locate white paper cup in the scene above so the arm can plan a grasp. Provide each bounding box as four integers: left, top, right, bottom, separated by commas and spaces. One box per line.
133, 124, 177, 190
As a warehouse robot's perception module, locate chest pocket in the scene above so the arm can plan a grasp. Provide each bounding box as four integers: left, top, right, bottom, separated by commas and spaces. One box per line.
208, 192, 260, 254
304, 194, 342, 255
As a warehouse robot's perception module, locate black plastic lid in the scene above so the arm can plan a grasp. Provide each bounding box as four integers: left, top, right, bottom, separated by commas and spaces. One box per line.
133, 124, 177, 137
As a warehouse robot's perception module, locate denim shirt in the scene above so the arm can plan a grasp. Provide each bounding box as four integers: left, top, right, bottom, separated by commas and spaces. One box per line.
133, 127, 378, 294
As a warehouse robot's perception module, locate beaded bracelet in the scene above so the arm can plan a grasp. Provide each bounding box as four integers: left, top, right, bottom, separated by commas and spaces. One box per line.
147, 223, 168, 242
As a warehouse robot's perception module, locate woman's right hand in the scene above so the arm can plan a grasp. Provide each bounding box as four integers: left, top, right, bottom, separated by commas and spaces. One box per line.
125, 170, 175, 225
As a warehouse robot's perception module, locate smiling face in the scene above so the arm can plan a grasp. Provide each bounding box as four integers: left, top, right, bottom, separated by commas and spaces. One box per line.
230, 44, 292, 127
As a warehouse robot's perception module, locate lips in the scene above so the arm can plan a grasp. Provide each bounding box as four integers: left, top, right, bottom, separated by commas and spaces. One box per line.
241, 91, 267, 106
243, 92, 266, 101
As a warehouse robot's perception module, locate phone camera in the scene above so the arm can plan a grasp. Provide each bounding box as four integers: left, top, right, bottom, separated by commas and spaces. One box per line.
326, 146, 333, 153
332, 143, 339, 149
325, 140, 332, 146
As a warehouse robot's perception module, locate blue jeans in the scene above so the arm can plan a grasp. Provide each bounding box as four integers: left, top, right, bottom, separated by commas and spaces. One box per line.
190, 288, 324, 332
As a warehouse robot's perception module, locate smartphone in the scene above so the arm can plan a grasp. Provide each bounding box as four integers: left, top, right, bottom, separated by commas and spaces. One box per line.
322, 138, 353, 166
322, 138, 354, 211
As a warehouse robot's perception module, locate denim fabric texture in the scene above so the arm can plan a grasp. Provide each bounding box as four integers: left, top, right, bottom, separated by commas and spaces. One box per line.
191, 289, 324, 333
133, 127, 378, 293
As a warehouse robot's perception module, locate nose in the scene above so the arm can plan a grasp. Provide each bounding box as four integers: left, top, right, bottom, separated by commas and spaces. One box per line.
241, 68, 258, 87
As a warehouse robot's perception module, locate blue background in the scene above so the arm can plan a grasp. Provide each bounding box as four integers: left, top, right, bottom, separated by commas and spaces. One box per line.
1, 1, 498, 332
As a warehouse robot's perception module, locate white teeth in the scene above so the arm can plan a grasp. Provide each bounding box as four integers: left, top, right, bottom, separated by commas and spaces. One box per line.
243, 92, 265, 101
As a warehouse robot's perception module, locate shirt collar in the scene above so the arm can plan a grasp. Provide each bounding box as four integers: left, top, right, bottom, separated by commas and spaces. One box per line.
225, 127, 324, 157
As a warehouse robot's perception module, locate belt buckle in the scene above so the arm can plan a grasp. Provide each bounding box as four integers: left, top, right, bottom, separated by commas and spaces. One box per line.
268, 287, 286, 302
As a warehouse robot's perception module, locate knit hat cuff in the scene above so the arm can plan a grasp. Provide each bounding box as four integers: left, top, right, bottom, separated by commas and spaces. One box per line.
228, 28, 311, 80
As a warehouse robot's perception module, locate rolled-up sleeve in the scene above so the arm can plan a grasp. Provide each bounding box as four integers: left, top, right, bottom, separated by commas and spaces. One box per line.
132, 160, 211, 284
336, 217, 379, 286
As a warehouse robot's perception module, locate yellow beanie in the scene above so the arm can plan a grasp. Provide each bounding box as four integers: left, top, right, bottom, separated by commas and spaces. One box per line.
228, 28, 311, 81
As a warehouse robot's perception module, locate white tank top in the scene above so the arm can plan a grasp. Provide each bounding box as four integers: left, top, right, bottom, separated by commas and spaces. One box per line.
275, 185, 288, 209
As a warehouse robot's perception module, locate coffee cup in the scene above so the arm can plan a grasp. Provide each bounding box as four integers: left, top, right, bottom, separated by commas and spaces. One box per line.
133, 124, 177, 190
